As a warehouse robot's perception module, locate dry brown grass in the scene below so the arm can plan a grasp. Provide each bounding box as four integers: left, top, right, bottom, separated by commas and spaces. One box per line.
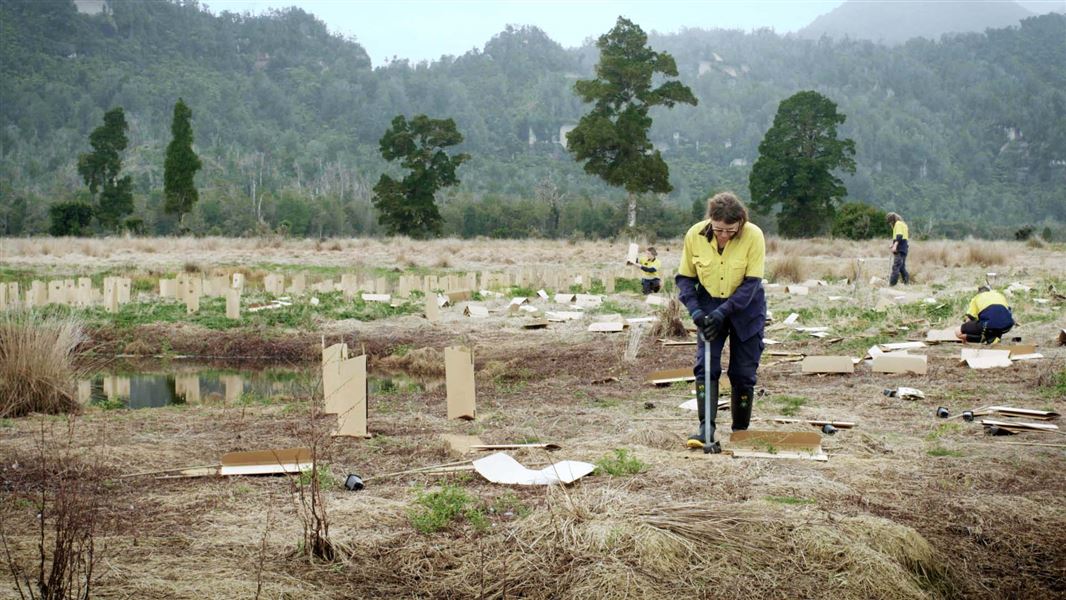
341, 487, 953, 599
377, 347, 445, 377
649, 298, 687, 338
768, 254, 806, 283
0, 311, 87, 418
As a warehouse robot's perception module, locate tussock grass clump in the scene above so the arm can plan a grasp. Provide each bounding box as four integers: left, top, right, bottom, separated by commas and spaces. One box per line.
769, 255, 806, 283
649, 298, 687, 338
377, 347, 445, 377
963, 242, 1009, 267
0, 311, 87, 417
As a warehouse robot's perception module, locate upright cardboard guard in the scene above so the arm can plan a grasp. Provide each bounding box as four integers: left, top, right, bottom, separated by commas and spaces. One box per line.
332, 354, 369, 438
445, 346, 476, 420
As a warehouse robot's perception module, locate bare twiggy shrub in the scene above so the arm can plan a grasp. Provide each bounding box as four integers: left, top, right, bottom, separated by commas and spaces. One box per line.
2, 418, 107, 600
768, 255, 805, 283
290, 376, 342, 563
0, 312, 87, 418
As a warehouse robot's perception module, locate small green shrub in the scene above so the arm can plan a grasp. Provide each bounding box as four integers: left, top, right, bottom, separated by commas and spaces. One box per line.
594, 448, 647, 476
409, 485, 487, 533
297, 465, 336, 489
832, 202, 887, 240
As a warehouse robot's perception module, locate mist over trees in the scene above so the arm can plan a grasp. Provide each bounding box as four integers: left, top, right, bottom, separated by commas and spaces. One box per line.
1, 1, 1063, 239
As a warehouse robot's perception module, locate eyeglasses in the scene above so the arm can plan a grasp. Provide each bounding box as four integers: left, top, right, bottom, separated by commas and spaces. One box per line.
711, 227, 740, 235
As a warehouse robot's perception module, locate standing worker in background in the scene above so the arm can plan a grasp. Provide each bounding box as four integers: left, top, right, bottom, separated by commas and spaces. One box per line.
956, 286, 1014, 343
676, 192, 766, 453
635, 246, 661, 294
886, 212, 910, 286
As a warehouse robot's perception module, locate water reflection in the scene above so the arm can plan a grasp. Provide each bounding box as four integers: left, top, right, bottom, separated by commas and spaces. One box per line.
79, 367, 439, 409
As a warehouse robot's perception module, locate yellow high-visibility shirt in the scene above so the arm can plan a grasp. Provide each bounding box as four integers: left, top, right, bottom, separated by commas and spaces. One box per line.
638, 257, 660, 279
892, 220, 909, 241
966, 290, 1009, 320
677, 221, 765, 298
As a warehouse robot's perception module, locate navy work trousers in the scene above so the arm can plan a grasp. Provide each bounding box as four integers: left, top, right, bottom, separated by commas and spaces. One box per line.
694, 318, 764, 390
890, 252, 909, 285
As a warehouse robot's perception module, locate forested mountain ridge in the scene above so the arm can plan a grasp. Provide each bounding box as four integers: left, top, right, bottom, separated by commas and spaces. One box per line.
1, 1, 1063, 239
798, 0, 1035, 44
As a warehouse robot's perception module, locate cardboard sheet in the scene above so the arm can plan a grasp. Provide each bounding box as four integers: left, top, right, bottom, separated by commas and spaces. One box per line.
981, 419, 1059, 433
872, 354, 928, 374
445, 346, 476, 420
783, 313, 800, 326
801, 356, 854, 374
218, 448, 313, 475
545, 311, 583, 322
785, 285, 809, 295
983, 406, 1060, 420
645, 295, 669, 306
473, 452, 595, 485
646, 368, 695, 385
730, 430, 824, 449
442, 434, 484, 454
554, 293, 576, 304
522, 318, 549, 329
362, 293, 391, 303
960, 348, 1012, 369
331, 354, 369, 438
989, 344, 1037, 357
771, 417, 855, 429
678, 398, 729, 411
879, 341, 927, 351
729, 450, 828, 461
225, 288, 240, 319
588, 321, 625, 332
424, 294, 441, 323
626, 243, 639, 264
322, 343, 348, 415
464, 304, 490, 318
926, 328, 960, 343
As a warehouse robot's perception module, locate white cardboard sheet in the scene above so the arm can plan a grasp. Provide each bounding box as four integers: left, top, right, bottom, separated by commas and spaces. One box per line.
473, 452, 595, 485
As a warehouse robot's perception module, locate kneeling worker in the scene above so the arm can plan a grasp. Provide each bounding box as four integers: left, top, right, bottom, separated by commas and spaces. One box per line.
956, 286, 1014, 343
675, 192, 766, 453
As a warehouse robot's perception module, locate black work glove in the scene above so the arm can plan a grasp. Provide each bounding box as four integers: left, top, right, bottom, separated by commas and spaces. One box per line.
692, 310, 724, 341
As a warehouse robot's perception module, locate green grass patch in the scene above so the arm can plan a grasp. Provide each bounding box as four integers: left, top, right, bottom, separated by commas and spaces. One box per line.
594, 448, 647, 476
927, 446, 964, 457
1040, 370, 1066, 399
489, 491, 531, 519
925, 423, 961, 441
771, 395, 808, 416
297, 465, 336, 489
409, 484, 488, 534
590, 299, 640, 317
765, 495, 815, 505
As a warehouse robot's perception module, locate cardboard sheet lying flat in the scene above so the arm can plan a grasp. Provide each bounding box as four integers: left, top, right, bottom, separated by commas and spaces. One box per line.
646, 368, 695, 385
960, 348, 1012, 369
472, 452, 595, 485
801, 356, 854, 374
872, 354, 928, 374
926, 328, 960, 343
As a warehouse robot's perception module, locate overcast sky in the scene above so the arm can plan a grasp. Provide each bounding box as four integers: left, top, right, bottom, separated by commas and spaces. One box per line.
201, 0, 855, 65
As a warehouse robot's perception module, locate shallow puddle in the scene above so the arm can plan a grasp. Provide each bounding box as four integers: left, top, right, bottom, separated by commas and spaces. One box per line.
79, 365, 440, 409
